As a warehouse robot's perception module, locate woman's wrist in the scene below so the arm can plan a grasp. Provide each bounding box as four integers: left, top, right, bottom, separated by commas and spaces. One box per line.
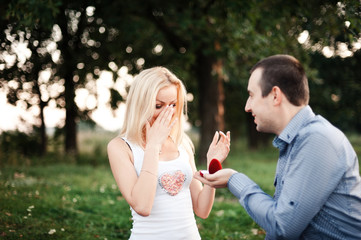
143, 144, 161, 172
145, 144, 161, 154
140, 169, 158, 178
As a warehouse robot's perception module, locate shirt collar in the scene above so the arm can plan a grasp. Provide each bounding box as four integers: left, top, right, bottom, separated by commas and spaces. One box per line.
273, 105, 315, 148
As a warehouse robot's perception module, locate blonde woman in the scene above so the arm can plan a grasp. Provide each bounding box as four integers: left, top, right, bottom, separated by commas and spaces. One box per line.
107, 66, 230, 239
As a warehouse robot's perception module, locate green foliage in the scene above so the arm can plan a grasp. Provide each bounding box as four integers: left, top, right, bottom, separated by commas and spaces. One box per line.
309, 50, 361, 132
76, 130, 115, 166
0, 129, 43, 166
1, 0, 361, 158
4, 0, 61, 30
109, 88, 123, 110
0, 129, 114, 167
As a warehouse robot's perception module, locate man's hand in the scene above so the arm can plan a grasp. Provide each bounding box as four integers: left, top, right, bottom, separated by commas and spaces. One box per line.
194, 168, 237, 188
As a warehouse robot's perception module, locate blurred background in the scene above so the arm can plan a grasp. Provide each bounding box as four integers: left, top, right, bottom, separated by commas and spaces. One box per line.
1, 1, 361, 239
1, 0, 361, 165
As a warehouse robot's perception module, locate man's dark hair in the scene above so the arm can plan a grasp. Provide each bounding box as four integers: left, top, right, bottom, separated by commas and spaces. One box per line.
250, 54, 309, 106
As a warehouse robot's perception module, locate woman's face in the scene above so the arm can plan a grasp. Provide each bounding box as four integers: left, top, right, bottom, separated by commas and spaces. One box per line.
150, 84, 178, 125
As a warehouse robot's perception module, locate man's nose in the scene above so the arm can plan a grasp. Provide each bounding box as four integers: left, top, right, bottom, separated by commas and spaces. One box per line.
245, 98, 251, 112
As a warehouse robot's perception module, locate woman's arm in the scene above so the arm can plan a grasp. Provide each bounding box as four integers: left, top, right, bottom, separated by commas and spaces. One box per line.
108, 138, 160, 216
108, 106, 176, 216
189, 153, 216, 219
190, 131, 230, 218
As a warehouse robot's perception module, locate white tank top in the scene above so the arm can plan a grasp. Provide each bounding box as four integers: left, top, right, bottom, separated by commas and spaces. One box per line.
123, 138, 201, 240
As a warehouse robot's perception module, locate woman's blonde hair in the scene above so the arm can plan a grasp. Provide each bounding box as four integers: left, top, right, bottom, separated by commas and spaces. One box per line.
120, 67, 193, 152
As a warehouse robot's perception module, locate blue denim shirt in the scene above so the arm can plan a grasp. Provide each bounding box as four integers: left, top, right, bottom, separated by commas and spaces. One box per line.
228, 106, 361, 239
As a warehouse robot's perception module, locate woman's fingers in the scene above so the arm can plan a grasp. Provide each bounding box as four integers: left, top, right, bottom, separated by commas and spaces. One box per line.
210, 131, 220, 147
206, 130, 231, 163
219, 131, 231, 148
154, 105, 174, 126
147, 105, 175, 142
155, 105, 169, 125
163, 106, 174, 126
168, 117, 178, 130
146, 107, 176, 147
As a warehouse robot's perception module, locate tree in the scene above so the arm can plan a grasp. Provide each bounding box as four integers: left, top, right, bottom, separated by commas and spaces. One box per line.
310, 50, 361, 132
222, 0, 361, 148
1, 0, 125, 156
2, 0, 360, 163
0, 26, 55, 155
94, 0, 253, 160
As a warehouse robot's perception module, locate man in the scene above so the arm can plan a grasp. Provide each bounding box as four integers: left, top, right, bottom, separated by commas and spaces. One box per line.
195, 54, 361, 239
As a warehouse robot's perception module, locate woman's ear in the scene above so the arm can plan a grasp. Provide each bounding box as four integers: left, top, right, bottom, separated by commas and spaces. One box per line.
272, 86, 282, 106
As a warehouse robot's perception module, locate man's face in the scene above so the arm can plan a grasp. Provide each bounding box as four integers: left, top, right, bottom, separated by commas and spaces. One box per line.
245, 68, 276, 133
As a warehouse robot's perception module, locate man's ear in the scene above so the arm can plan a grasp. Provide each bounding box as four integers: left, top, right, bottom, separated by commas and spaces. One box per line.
272, 86, 282, 106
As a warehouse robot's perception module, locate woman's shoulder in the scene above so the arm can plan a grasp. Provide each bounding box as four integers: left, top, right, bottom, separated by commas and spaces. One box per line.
108, 136, 124, 148
107, 137, 132, 158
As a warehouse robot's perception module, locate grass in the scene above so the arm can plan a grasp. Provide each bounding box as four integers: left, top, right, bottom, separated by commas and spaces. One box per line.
1, 165, 131, 239
0, 163, 268, 240
1, 130, 360, 239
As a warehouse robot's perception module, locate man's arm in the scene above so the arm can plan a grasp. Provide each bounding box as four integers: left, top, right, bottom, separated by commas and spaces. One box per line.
195, 132, 345, 239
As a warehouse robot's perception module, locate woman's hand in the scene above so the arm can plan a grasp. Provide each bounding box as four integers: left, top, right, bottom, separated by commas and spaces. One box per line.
206, 131, 231, 165
145, 106, 177, 149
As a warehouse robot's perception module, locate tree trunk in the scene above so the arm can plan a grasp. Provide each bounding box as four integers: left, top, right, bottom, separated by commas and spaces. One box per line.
29, 82, 48, 156
58, 11, 78, 156
64, 74, 78, 156
30, 44, 47, 156
196, 52, 225, 164
36, 85, 48, 156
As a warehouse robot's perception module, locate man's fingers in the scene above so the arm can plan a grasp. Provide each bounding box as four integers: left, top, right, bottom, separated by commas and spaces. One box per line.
194, 172, 213, 185
195, 170, 218, 181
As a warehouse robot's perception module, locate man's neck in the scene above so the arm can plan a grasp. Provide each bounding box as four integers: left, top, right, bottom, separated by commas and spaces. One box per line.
276, 104, 306, 135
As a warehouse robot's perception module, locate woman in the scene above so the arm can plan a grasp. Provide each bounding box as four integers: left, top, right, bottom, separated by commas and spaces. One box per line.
107, 66, 230, 239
